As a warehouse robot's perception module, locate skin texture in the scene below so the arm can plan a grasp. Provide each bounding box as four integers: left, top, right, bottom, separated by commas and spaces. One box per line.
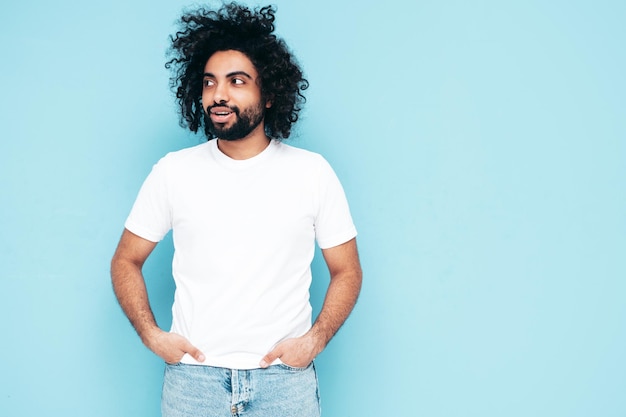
110, 50, 362, 368
202, 50, 272, 157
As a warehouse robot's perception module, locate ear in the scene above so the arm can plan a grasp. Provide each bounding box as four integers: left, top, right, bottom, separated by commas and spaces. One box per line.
265, 98, 273, 109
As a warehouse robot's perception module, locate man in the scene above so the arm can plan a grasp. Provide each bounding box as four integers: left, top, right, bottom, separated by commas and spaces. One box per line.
111, 3, 362, 416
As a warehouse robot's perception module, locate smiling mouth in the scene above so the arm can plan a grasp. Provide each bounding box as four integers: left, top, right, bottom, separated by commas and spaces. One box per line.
211, 110, 233, 116
208, 107, 236, 123
209, 105, 237, 114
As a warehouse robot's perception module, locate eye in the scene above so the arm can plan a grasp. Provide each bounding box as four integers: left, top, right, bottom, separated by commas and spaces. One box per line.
232, 78, 245, 85
203, 79, 214, 88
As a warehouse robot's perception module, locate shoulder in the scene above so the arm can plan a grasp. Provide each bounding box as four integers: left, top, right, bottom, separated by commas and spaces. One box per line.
270, 142, 343, 189
273, 141, 329, 168
142, 142, 213, 184
161, 141, 211, 163
153, 141, 212, 169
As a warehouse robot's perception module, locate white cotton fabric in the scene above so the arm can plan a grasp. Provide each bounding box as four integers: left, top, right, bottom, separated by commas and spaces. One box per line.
125, 139, 357, 369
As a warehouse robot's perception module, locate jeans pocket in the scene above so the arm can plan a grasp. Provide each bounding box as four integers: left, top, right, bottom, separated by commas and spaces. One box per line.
276, 361, 313, 372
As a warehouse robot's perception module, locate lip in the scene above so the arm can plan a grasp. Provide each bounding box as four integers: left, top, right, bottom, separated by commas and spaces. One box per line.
209, 106, 235, 123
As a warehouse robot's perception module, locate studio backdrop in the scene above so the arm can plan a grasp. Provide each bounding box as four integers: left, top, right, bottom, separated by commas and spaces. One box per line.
1, 1, 625, 416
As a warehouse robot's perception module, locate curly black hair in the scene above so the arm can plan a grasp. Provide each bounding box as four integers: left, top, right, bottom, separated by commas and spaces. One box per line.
165, 2, 309, 140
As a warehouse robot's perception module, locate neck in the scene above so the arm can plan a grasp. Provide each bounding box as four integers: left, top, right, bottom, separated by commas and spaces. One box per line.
216, 124, 270, 160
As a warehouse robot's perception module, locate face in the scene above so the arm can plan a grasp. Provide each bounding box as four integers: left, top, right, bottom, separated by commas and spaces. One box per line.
202, 50, 270, 141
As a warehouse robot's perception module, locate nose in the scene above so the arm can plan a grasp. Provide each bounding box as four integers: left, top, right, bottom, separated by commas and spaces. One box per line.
213, 82, 229, 104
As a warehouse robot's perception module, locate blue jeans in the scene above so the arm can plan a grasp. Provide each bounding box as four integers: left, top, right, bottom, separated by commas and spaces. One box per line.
162, 362, 321, 417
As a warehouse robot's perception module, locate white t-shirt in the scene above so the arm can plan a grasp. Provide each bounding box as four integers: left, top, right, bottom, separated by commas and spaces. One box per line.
125, 139, 357, 369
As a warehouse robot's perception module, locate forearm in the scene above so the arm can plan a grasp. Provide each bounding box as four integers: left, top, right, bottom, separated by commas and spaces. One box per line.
111, 255, 206, 363
110, 257, 160, 343
259, 238, 362, 368
309, 267, 362, 353
110, 230, 203, 363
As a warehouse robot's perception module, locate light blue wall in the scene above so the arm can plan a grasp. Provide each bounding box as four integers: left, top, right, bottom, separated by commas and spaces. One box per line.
1, 1, 624, 416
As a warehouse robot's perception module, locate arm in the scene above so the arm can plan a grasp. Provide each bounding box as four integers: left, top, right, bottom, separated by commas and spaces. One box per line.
260, 237, 362, 368
111, 228, 204, 363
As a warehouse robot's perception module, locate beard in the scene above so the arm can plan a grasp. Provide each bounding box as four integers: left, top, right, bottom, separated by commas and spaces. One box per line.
205, 101, 265, 141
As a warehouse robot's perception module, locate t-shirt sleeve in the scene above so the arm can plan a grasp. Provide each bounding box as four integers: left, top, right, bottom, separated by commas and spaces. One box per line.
124, 158, 172, 243
314, 157, 358, 249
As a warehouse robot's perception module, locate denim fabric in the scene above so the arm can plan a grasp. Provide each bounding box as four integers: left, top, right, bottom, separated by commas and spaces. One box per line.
162, 362, 321, 417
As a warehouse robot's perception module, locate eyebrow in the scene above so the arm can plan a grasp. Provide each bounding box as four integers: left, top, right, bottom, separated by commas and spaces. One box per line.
203, 71, 254, 80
